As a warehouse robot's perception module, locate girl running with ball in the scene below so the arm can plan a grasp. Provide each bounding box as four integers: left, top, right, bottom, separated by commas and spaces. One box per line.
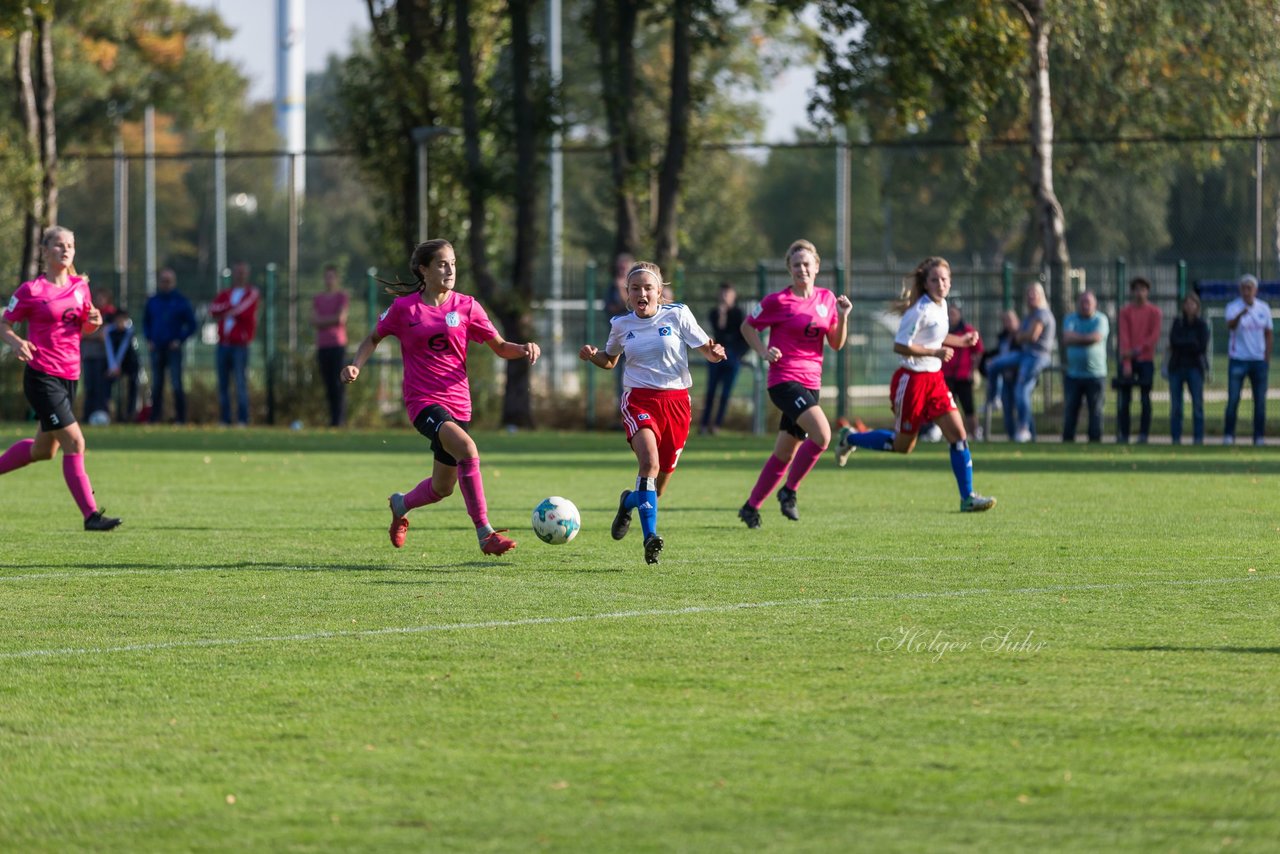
833, 256, 997, 512
579, 261, 725, 565
342, 239, 541, 555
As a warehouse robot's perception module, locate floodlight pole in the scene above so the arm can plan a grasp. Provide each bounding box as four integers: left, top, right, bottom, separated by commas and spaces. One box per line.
412, 126, 458, 243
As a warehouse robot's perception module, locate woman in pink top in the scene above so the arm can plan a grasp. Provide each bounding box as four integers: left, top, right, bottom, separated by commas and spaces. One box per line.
0, 226, 121, 531
737, 239, 852, 527
342, 239, 540, 556
311, 264, 350, 427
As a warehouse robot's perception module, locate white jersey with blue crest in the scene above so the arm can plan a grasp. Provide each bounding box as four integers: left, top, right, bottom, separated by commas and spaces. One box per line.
605, 303, 710, 390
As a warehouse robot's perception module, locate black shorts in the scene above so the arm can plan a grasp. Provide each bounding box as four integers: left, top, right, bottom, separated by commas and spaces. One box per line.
413, 404, 470, 466
945, 377, 975, 416
24, 367, 78, 432
768, 382, 821, 440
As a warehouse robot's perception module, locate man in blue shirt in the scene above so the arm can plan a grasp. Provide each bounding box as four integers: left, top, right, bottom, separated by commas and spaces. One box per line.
142, 268, 197, 424
1061, 290, 1109, 443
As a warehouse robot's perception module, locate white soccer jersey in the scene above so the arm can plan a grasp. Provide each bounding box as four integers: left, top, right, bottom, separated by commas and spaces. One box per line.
895, 295, 949, 373
606, 303, 710, 390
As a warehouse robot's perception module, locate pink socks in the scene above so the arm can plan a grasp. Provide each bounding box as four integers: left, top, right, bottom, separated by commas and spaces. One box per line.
785, 439, 827, 490
747, 454, 789, 509
0, 439, 34, 475
456, 457, 489, 528
61, 453, 97, 518
404, 477, 443, 510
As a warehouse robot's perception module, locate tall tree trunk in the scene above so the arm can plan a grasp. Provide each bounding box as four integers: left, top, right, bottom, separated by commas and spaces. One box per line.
37, 14, 57, 231
366, 0, 442, 255
593, 0, 643, 257
1019, 0, 1071, 338
503, 0, 538, 427
653, 0, 693, 276
14, 21, 42, 282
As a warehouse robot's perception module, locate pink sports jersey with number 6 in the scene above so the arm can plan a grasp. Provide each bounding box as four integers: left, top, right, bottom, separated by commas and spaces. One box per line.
375, 290, 497, 422
3, 275, 93, 380
745, 287, 839, 388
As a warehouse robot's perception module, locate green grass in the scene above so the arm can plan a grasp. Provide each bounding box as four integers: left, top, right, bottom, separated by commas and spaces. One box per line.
1, 425, 1277, 852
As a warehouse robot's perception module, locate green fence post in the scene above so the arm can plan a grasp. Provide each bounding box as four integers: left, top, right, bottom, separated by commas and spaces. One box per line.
835, 264, 848, 421
585, 261, 597, 430
752, 261, 768, 435
366, 267, 378, 332
265, 262, 277, 425
1177, 260, 1187, 301
1002, 260, 1014, 311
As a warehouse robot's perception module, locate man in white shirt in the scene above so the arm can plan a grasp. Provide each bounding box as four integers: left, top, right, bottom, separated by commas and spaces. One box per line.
1223, 274, 1274, 445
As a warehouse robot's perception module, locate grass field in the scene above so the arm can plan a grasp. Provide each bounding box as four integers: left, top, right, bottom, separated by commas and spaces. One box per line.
1, 425, 1277, 852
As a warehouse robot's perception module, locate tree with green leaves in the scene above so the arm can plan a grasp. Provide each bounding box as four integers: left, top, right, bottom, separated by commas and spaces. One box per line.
799, 0, 1280, 326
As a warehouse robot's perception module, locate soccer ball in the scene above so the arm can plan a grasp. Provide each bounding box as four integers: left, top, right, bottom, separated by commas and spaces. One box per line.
88, 410, 111, 426
531, 496, 581, 545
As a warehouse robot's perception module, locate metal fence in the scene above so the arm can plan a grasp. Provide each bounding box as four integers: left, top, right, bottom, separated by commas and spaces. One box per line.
2, 135, 1279, 435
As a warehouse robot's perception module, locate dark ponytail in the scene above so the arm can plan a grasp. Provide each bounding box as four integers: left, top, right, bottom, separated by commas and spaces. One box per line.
379, 239, 453, 297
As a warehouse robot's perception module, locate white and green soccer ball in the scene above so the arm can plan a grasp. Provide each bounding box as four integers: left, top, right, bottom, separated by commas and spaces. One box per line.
531, 496, 581, 545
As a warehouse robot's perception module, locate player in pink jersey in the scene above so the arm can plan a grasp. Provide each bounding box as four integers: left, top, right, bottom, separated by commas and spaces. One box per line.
580, 261, 726, 565
0, 226, 121, 531
737, 239, 852, 528
833, 257, 996, 512
342, 239, 540, 556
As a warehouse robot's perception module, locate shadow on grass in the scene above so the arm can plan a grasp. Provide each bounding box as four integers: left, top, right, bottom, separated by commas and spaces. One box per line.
1110, 645, 1280, 654
16, 425, 1280, 476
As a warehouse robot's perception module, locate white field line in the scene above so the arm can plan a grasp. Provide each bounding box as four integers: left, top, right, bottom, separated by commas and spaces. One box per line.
0, 575, 1271, 661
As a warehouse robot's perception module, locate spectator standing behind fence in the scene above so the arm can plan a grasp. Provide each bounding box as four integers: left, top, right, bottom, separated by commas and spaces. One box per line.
81, 288, 115, 422
105, 308, 140, 423
699, 281, 747, 435
977, 309, 1019, 440
1115, 276, 1162, 444
941, 301, 983, 439
311, 265, 350, 427
210, 261, 260, 427
1061, 291, 1109, 443
985, 284, 1054, 442
1167, 291, 1210, 445
143, 267, 196, 424
1222, 274, 1273, 446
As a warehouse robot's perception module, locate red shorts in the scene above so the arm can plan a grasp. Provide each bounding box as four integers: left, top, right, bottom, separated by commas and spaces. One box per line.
620, 387, 691, 473
889, 367, 956, 435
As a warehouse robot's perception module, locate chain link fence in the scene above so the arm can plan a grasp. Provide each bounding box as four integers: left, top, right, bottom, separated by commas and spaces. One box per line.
2, 137, 1278, 436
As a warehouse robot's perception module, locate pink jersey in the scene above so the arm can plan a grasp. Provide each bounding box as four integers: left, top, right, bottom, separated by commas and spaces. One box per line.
746, 287, 839, 388
313, 290, 349, 348
376, 290, 497, 422
3, 275, 93, 380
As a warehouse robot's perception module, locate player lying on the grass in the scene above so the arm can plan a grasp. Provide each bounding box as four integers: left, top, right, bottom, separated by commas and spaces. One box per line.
0, 226, 122, 531
579, 261, 725, 565
342, 239, 540, 556
737, 239, 852, 529
834, 256, 997, 513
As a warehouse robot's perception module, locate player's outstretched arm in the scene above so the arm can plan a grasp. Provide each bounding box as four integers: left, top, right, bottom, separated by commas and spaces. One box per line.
578, 344, 619, 370
487, 336, 540, 364
698, 339, 726, 363
342, 332, 382, 383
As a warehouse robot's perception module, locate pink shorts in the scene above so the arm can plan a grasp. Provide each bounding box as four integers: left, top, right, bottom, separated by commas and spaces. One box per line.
889, 367, 956, 435
620, 388, 691, 473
